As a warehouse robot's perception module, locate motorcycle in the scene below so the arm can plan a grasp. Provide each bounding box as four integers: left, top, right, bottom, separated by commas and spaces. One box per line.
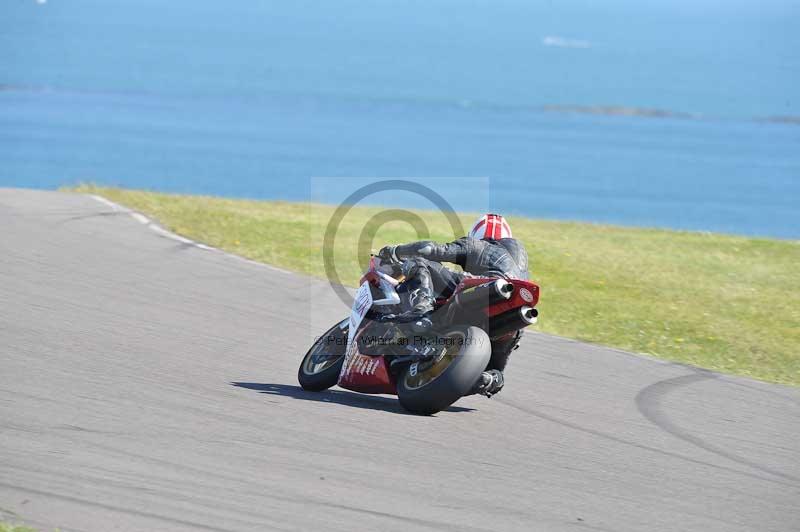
298, 255, 540, 415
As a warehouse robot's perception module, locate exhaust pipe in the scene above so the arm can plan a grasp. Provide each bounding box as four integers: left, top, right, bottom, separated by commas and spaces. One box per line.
488, 305, 538, 338
453, 279, 513, 310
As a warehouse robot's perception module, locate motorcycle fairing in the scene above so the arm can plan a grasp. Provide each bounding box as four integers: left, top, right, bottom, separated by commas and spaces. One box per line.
338, 348, 396, 395
337, 280, 398, 395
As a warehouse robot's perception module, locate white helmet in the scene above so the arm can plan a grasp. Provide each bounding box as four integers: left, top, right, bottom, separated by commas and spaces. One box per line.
468, 213, 512, 240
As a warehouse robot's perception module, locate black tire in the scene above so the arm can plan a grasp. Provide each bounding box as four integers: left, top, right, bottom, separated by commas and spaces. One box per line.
397, 325, 491, 415
298, 320, 348, 391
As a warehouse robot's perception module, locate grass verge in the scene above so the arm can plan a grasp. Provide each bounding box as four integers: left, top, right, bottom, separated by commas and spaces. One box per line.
71, 185, 799, 386
0, 523, 37, 532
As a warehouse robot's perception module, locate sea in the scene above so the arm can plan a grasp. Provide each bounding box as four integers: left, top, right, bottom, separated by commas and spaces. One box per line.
2, 0, 799, 238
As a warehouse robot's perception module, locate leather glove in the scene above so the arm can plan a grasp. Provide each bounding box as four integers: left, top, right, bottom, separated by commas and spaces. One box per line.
377, 245, 400, 265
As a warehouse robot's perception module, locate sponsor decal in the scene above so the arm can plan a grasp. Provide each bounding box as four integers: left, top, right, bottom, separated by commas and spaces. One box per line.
519, 287, 534, 303
343, 354, 381, 378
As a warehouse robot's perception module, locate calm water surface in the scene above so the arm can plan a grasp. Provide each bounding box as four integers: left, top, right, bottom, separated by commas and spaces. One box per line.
2, 0, 799, 237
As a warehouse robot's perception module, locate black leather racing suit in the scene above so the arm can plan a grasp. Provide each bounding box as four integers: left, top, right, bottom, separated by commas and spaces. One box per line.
391, 236, 529, 372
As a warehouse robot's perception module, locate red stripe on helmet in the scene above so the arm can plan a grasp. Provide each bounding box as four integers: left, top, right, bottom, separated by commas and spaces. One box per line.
472, 218, 486, 236
491, 215, 502, 239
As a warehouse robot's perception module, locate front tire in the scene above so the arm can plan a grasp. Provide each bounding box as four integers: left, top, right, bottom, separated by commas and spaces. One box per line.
298, 320, 348, 391
397, 326, 491, 415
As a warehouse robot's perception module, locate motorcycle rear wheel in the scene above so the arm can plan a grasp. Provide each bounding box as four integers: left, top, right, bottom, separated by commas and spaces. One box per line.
397, 325, 491, 415
298, 320, 348, 391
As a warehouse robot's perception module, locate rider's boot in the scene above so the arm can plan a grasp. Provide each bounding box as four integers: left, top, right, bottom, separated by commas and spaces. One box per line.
470, 369, 505, 397
391, 301, 434, 322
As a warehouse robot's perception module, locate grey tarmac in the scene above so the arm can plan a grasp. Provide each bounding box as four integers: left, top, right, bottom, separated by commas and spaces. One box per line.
1, 189, 798, 532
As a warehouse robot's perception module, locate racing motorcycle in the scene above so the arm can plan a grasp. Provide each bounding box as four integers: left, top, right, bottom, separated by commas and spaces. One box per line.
298, 255, 540, 415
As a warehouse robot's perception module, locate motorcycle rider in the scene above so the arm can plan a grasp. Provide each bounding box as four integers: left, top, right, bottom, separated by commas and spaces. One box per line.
378, 213, 529, 397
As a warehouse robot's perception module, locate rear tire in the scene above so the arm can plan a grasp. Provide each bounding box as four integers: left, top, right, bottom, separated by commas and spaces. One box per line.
397, 326, 491, 415
298, 320, 348, 391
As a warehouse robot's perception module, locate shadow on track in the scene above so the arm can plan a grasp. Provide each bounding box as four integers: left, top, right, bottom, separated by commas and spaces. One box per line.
231, 382, 476, 415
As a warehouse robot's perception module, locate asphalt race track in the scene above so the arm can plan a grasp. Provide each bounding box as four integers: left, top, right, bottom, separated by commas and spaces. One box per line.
1, 189, 798, 532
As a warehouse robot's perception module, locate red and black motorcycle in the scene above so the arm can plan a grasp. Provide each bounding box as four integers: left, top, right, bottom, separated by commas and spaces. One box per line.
298, 256, 540, 415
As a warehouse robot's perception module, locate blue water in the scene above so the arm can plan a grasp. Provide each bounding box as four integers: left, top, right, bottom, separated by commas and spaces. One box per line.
2, 0, 799, 238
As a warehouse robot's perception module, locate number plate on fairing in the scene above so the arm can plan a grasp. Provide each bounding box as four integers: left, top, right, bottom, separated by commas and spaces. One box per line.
339, 282, 373, 379
337, 282, 396, 394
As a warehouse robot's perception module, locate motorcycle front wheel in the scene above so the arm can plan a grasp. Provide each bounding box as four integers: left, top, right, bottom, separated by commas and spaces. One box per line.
298, 319, 348, 391
397, 325, 491, 415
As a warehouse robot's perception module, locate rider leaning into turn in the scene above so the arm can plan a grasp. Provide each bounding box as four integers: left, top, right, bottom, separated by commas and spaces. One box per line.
378, 213, 530, 397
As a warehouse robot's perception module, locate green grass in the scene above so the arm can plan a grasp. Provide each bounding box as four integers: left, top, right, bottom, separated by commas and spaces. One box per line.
71, 185, 800, 386
0, 523, 37, 532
